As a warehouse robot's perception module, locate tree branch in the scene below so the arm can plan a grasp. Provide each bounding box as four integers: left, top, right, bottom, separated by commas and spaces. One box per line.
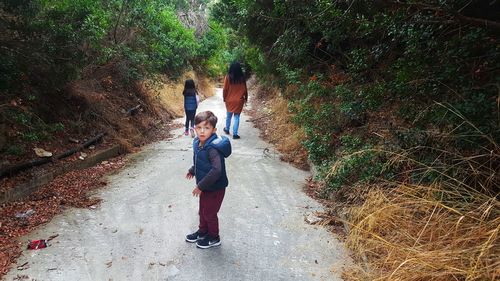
381, 1, 500, 30
454, 13, 500, 30
113, 0, 127, 45
0, 133, 106, 179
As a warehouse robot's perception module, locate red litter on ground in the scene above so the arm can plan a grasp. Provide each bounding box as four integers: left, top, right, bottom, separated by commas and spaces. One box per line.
27, 239, 48, 250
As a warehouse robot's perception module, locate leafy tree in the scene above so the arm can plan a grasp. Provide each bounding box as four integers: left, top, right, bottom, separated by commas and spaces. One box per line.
0, 0, 228, 154
211, 0, 500, 191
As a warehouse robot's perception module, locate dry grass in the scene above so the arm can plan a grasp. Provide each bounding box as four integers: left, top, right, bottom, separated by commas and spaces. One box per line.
139, 71, 215, 118
341, 102, 500, 280
269, 96, 307, 158
343, 132, 499, 280
249, 83, 309, 170
345, 182, 499, 281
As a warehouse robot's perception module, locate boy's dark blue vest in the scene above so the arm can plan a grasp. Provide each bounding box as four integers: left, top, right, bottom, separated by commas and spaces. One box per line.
193, 134, 231, 191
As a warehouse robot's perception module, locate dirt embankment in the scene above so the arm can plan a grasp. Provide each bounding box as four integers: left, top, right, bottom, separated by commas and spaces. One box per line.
67, 68, 214, 151
1, 66, 214, 190
246, 78, 309, 171
0, 65, 215, 277
141, 70, 213, 119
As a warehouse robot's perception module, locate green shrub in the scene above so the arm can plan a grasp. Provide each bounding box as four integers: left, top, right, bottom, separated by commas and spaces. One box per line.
196, 21, 231, 77
6, 145, 25, 156
211, 0, 499, 196
21, 132, 44, 142
1, 0, 206, 93
317, 148, 386, 194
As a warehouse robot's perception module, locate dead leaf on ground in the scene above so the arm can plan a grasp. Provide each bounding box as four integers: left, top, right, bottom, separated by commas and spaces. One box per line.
33, 148, 52, 158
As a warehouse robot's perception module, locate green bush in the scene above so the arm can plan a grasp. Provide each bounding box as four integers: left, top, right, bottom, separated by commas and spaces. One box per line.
6, 145, 25, 156
21, 132, 45, 142
317, 149, 387, 194
196, 21, 229, 77
0, 0, 208, 92
211, 0, 499, 195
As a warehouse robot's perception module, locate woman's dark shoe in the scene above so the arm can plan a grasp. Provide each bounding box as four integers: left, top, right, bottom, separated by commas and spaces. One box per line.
223, 128, 230, 134
233, 135, 240, 139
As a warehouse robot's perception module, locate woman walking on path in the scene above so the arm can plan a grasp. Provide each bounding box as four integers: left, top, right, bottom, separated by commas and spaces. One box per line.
183, 79, 199, 137
222, 62, 248, 139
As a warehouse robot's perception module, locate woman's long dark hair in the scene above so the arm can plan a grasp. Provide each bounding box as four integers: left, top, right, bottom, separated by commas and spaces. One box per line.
183, 79, 196, 96
228, 62, 245, 84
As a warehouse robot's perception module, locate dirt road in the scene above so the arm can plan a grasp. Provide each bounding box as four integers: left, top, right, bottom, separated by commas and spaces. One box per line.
4, 89, 350, 281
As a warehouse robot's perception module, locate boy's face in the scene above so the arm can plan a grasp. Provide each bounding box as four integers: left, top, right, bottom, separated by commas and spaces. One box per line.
195, 120, 216, 143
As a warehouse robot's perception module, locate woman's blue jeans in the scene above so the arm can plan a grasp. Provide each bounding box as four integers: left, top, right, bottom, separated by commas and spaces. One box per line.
225, 111, 240, 135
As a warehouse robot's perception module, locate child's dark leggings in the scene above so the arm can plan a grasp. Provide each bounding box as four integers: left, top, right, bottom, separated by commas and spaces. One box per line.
185, 110, 196, 130
199, 188, 225, 237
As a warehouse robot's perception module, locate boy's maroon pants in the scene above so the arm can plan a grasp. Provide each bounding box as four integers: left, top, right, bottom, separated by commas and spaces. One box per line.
199, 188, 225, 237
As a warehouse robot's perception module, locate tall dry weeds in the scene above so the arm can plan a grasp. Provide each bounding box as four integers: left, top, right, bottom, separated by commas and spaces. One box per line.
343, 106, 499, 280
250, 86, 309, 169
346, 182, 499, 280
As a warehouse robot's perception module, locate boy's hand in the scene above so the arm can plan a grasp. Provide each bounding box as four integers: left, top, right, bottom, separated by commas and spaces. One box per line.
186, 172, 194, 179
192, 186, 202, 197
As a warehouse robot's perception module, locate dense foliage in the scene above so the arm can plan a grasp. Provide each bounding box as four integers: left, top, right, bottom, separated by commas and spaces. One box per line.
0, 0, 230, 91
212, 0, 499, 193
0, 0, 230, 154
195, 20, 230, 77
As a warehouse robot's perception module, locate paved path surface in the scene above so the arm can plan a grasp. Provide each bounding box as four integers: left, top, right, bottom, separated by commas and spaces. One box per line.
4, 89, 350, 281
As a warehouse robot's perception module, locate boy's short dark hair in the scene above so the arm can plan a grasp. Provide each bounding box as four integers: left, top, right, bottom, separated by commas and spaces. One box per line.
194, 111, 217, 127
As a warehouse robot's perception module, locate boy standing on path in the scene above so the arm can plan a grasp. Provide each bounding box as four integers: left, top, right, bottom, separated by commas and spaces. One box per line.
185, 111, 231, 249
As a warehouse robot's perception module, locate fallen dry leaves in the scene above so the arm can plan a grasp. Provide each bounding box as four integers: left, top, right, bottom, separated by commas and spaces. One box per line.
0, 157, 126, 277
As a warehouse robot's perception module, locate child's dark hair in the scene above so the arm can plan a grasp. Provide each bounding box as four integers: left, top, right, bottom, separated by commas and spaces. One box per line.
184, 79, 196, 90
183, 79, 196, 96
194, 111, 218, 127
